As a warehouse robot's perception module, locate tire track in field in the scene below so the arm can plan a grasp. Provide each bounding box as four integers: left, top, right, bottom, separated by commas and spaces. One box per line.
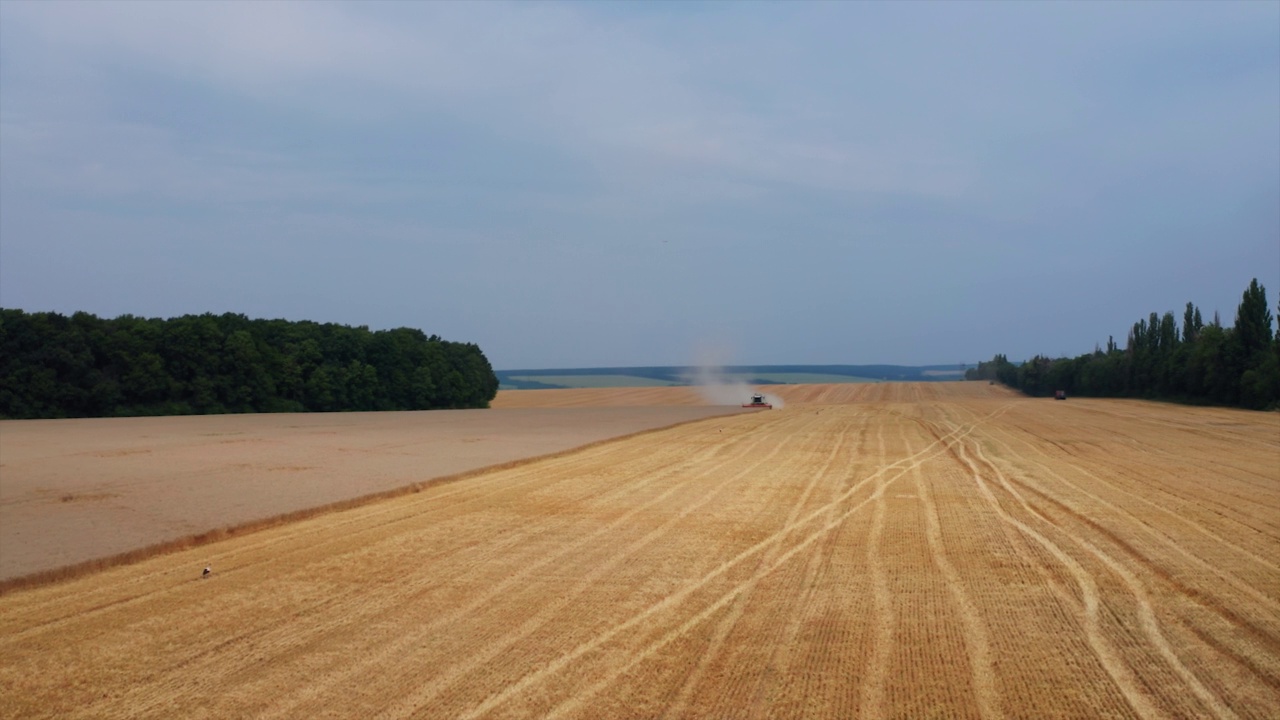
533, 411, 997, 720
982, 422, 1280, 668
914, 444, 999, 719
1064, 403, 1280, 453
1, 444, 626, 645
1028, 401, 1280, 484
0, 440, 626, 636
373, 414, 835, 719
254, 414, 818, 720
739, 416, 871, 719
966, 437, 1238, 720
467, 405, 1012, 720
945, 433, 1163, 720
976, 428, 1280, 696
94, 417, 790, 719
1000, 475, 1280, 692
858, 418, 895, 720
1103, 464, 1280, 550
8, 412, 774, 634
764, 413, 882, 717
986, 422, 1280, 599
791, 418, 880, 720
663, 412, 868, 718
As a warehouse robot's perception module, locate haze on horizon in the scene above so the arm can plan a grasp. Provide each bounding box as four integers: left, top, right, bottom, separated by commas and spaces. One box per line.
1, 1, 1277, 370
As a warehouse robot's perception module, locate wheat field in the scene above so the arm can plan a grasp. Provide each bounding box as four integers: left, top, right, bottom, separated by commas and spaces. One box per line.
1, 383, 1278, 718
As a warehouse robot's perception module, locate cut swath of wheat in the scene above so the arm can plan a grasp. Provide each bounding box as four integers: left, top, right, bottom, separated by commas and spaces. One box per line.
1, 383, 1277, 719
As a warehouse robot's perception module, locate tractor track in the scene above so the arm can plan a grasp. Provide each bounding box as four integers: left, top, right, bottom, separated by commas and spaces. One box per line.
2, 385, 1276, 719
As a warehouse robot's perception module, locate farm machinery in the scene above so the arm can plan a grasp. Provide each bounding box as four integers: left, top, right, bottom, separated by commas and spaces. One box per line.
742, 393, 773, 409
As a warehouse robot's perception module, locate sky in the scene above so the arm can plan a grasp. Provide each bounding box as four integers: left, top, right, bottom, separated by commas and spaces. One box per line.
1, 1, 1277, 370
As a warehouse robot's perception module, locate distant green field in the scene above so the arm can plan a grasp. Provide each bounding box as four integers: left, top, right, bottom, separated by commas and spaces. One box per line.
505, 374, 683, 389
501, 372, 886, 389
734, 373, 885, 384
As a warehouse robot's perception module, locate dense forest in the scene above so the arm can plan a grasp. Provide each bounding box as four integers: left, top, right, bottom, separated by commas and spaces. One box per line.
967, 279, 1280, 410
0, 310, 499, 419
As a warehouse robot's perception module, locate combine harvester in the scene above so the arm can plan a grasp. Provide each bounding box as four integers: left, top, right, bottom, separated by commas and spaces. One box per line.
742, 392, 773, 409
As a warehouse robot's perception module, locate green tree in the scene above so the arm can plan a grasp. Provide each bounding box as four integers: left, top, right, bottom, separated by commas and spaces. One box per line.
1234, 279, 1274, 357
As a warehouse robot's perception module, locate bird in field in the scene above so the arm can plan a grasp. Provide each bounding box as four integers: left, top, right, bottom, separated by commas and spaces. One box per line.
202, 566, 211, 578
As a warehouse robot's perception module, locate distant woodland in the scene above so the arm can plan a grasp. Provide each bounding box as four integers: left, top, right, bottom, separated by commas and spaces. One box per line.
968, 279, 1280, 410
0, 310, 499, 419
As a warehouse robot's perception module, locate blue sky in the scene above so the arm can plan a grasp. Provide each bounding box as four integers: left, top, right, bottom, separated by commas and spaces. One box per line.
2, 1, 1277, 369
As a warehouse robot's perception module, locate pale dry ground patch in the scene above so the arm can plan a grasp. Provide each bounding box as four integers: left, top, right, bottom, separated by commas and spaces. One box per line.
1, 382, 1278, 719
0, 405, 742, 581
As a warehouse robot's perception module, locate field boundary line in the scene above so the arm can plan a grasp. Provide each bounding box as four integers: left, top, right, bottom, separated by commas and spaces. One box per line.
0, 411, 746, 597
70, 413, 791, 718
256, 413, 820, 719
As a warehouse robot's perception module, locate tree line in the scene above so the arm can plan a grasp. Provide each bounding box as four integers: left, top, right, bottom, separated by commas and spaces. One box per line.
966, 279, 1279, 410
0, 310, 499, 419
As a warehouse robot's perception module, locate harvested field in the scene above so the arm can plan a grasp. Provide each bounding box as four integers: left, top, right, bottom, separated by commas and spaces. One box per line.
2, 383, 1279, 718
0, 405, 742, 582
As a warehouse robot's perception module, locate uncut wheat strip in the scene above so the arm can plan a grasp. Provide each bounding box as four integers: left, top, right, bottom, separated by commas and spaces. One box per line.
479, 404, 1013, 720
415, 410, 851, 712
80, 414, 797, 720
664, 410, 872, 717
968, 437, 1239, 720
755, 489, 872, 720
358, 412, 837, 719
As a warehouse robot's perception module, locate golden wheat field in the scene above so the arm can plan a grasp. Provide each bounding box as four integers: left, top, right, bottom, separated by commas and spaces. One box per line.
1, 382, 1278, 719
0, 405, 738, 582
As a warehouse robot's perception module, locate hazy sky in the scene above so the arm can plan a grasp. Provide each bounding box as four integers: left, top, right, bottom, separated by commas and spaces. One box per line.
2, 1, 1277, 369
